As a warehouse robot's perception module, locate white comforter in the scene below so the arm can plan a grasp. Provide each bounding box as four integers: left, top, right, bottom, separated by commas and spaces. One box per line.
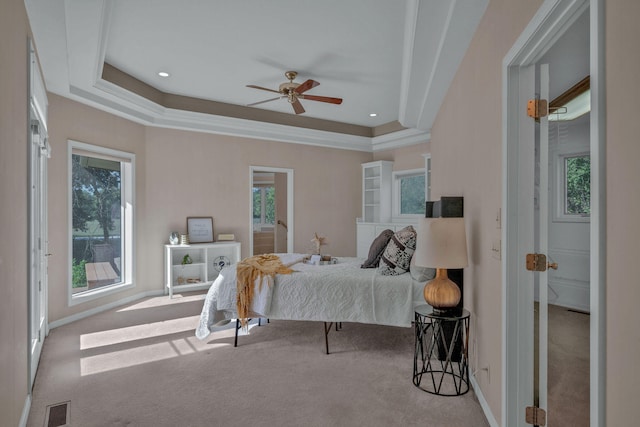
195, 254, 425, 340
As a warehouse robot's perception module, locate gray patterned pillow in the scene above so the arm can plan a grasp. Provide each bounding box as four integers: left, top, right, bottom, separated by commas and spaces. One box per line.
378, 225, 416, 276
361, 229, 394, 268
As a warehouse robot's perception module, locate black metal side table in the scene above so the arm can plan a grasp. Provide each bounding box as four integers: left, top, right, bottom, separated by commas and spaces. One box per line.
413, 305, 470, 396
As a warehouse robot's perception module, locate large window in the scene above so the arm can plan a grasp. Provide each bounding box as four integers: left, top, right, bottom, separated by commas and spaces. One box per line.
69, 141, 134, 303
392, 168, 426, 218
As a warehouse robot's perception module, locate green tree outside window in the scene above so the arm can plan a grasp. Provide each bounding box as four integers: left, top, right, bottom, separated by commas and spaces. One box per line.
400, 174, 426, 215
253, 186, 275, 225
565, 155, 590, 215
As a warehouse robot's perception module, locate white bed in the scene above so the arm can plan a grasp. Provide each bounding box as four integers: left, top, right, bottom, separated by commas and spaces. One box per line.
195, 253, 429, 345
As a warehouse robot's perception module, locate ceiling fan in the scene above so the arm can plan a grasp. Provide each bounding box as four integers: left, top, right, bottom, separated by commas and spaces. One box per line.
246, 71, 343, 115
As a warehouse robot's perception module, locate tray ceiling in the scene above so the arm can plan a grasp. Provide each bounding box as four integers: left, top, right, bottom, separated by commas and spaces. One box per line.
25, 0, 488, 151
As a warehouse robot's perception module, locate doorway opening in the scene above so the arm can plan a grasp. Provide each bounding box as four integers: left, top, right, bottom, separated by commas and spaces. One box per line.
502, 0, 604, 425
28, 39, 49, 390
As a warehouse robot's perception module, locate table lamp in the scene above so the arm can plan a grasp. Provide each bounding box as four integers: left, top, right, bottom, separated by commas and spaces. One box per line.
413, 217, 468, 315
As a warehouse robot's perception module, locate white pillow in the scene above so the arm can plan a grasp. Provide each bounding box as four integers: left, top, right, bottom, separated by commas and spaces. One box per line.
409, 255, 435, 282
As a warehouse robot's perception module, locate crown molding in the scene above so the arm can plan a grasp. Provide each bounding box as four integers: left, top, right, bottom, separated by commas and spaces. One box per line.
90, 79, 375, 151
371, 128, 431, 152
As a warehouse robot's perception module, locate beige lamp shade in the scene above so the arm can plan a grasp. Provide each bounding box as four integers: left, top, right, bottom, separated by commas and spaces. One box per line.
414, 217, 468, 312
414, 217, 468, 269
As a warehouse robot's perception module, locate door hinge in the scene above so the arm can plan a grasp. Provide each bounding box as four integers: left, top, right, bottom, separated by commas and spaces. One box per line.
525, 406, 546, 426
527, 99, 548, 119
526, 253, 547, 271
526, 253, 558, 272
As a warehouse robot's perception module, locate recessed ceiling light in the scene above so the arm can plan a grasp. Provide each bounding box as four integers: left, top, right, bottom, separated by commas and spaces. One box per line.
158, 71, 170, 77
369, 113, 377, 117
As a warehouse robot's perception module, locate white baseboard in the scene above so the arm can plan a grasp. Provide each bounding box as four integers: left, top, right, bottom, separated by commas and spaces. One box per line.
48, 289, 164, 330
19, 394, 31, 427
470, 373, 499, 427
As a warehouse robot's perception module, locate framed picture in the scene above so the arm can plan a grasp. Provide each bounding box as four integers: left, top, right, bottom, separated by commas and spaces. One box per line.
187, 217, 214, 243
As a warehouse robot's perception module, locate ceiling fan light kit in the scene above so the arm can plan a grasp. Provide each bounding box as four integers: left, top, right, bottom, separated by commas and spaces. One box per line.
247, 71, 343, 115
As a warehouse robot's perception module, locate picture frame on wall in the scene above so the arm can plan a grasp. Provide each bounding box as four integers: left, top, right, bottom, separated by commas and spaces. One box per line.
186, 216, 214, 243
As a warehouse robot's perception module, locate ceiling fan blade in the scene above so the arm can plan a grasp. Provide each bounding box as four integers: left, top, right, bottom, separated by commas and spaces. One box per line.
301, 94, 343, 105
246, 85, 281, 94
294, 79, 320, 95
247, 96, 283, 107
291, 98, 305, 114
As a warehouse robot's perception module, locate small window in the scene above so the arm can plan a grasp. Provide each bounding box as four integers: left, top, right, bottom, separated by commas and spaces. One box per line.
564, 154, 590, 215
554, 151, 590, 222
393, 169, 426, 218
253, 185, 275, 229
69, 141, 134, 304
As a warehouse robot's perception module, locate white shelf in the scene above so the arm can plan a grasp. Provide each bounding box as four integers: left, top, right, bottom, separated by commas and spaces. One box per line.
164, 242, 241, 298
361, 161, 393, 223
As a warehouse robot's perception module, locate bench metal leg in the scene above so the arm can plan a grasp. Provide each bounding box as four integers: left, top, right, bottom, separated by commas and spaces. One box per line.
234, 318, 269, 347
234, 319, 240, 347
323, 322, 343, 354
235, 319, 337, 353
324, 322, 331, 354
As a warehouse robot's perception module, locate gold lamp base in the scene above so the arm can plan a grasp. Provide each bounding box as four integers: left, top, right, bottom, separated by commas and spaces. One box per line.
423, 268, 461, 315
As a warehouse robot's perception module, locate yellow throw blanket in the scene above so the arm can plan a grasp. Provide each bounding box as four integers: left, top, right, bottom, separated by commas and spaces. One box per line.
236, 254, 294, 328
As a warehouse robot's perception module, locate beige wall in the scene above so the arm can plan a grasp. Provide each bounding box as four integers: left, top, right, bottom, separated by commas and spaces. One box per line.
46, 95, 371, 322
373, 142, 430, 171
4, 0, 639, 425
428, 0, 544, 422
47, 95, 147, 321
605, 1, 640, 425
0, 0, 31, 425
141, 126, 370, 290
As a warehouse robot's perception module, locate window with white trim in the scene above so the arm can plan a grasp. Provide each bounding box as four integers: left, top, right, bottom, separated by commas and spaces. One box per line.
554, 151, 590, 222
69, 141, 134, 303
392, 168, 426, 218
563, 153, 590, 215
252, 185, 275, 230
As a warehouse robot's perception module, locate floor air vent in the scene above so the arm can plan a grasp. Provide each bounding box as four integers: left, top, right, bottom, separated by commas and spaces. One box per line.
44, 401, 70, 427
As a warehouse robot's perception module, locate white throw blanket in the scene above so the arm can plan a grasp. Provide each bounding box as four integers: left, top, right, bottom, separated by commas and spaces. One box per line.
195, 254, 417, 340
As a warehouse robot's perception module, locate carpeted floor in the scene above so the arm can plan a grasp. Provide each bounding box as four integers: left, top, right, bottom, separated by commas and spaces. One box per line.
27, 292, 489, 427
547, 304, 590, 427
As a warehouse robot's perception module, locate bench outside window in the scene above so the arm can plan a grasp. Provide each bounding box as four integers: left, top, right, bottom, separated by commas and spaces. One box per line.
85, 262, 118, 289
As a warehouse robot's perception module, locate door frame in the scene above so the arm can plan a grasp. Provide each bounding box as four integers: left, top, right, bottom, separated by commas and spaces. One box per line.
249, 166, 294, 255
28, 39, 49, 390
502, 0, 605, 425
